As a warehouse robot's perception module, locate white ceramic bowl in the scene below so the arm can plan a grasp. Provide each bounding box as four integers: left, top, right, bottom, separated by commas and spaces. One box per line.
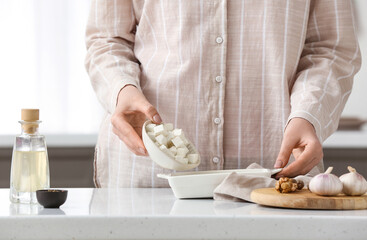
158, 168, 282, 199
142, 120, 201, 171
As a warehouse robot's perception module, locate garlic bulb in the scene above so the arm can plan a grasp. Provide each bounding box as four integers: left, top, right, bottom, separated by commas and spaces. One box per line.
339, 166, 367, 196
308, 167, 343, 196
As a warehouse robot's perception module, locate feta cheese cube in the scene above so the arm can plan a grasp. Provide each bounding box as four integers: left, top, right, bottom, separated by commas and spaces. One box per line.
167, 151, 175, 158
176, 146, 189, 157
166, 132, 175, 141
175, 156, 188, 164
159, 144, 167, 150
153, 124, 165, 136
146, 123, 156, 132
160, 145, 174, 157
147, 132, 155, 141
171, 136, 185, 148
156, 134, 168, 146
187, 154, 199, 164
169, 146, 177, 155
164, 123, 174, 131
165, 132, 175, 147
173, 128, 184, 137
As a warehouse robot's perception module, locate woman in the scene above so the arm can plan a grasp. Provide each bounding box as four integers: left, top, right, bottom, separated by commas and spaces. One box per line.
85, 0, 361, 188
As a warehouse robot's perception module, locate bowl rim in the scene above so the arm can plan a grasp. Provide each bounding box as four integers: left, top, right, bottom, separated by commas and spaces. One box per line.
36, 189, 68, 193
157, 168, 282, 179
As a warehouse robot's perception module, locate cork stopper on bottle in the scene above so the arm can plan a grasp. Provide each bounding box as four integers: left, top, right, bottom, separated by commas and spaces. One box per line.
21, 109, 40, 134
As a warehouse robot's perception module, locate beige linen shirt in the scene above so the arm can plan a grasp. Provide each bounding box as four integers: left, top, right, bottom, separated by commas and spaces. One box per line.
85, 0, 361, 188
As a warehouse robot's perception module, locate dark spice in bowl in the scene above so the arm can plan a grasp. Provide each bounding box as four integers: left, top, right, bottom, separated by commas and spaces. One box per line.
36, 189, 68, 208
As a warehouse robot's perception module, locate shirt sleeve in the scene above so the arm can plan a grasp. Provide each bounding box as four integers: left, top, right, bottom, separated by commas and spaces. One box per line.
288, 0, 361, 142
85, 0, 141, 114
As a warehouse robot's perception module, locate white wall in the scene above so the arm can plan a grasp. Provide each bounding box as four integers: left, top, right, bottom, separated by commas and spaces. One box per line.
342, 0, 367, 119
0, 0, 104, 135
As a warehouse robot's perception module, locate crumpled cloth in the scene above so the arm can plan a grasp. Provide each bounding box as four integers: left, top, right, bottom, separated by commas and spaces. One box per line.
213, 163, 312, 202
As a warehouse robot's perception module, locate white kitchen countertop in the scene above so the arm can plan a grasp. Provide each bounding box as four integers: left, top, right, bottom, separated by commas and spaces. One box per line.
0, 188, 366, 240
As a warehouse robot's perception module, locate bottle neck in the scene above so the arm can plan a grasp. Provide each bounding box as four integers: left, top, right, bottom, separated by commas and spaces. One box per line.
19, 121, 41, 135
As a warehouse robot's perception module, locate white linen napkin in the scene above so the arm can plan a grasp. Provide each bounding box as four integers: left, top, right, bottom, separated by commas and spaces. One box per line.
213, 163, 312, 202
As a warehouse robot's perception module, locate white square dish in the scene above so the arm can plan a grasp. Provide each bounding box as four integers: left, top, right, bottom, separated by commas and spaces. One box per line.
158, 168, 282, 199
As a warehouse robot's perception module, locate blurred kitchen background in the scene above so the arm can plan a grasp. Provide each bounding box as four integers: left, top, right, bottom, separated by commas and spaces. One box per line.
0, 0, 366, 188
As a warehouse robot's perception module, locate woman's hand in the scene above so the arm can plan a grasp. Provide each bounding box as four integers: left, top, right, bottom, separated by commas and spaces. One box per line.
274, 118, 323, 178
111, 85, 162, 156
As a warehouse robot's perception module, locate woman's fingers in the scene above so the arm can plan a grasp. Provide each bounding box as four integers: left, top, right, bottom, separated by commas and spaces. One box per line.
274, 134, 297, 168
120, 85, 163, 124
274, 118, 323, 178
111, 85, 164, 156
137, 101, 162, 124
275, 141, 322, 178
111, 114, 148, 156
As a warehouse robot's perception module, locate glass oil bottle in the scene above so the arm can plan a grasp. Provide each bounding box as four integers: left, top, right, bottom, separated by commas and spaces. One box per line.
10, 109, 50, 204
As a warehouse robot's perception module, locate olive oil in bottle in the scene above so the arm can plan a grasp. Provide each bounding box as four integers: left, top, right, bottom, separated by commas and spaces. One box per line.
10, 109, 50, 204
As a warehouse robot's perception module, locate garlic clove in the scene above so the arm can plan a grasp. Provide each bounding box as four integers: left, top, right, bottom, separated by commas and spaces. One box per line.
339, 166, 367, 196
308, 167, 343, 196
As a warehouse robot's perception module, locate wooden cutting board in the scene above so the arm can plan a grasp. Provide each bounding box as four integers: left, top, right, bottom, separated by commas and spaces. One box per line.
251, 188, 367, 210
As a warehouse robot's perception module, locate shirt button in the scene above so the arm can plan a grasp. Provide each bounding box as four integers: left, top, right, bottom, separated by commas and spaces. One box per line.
216, 36, 223, 44
212, 157, 220, 164
214, 118, 221, 125
215, 76, 222, 83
